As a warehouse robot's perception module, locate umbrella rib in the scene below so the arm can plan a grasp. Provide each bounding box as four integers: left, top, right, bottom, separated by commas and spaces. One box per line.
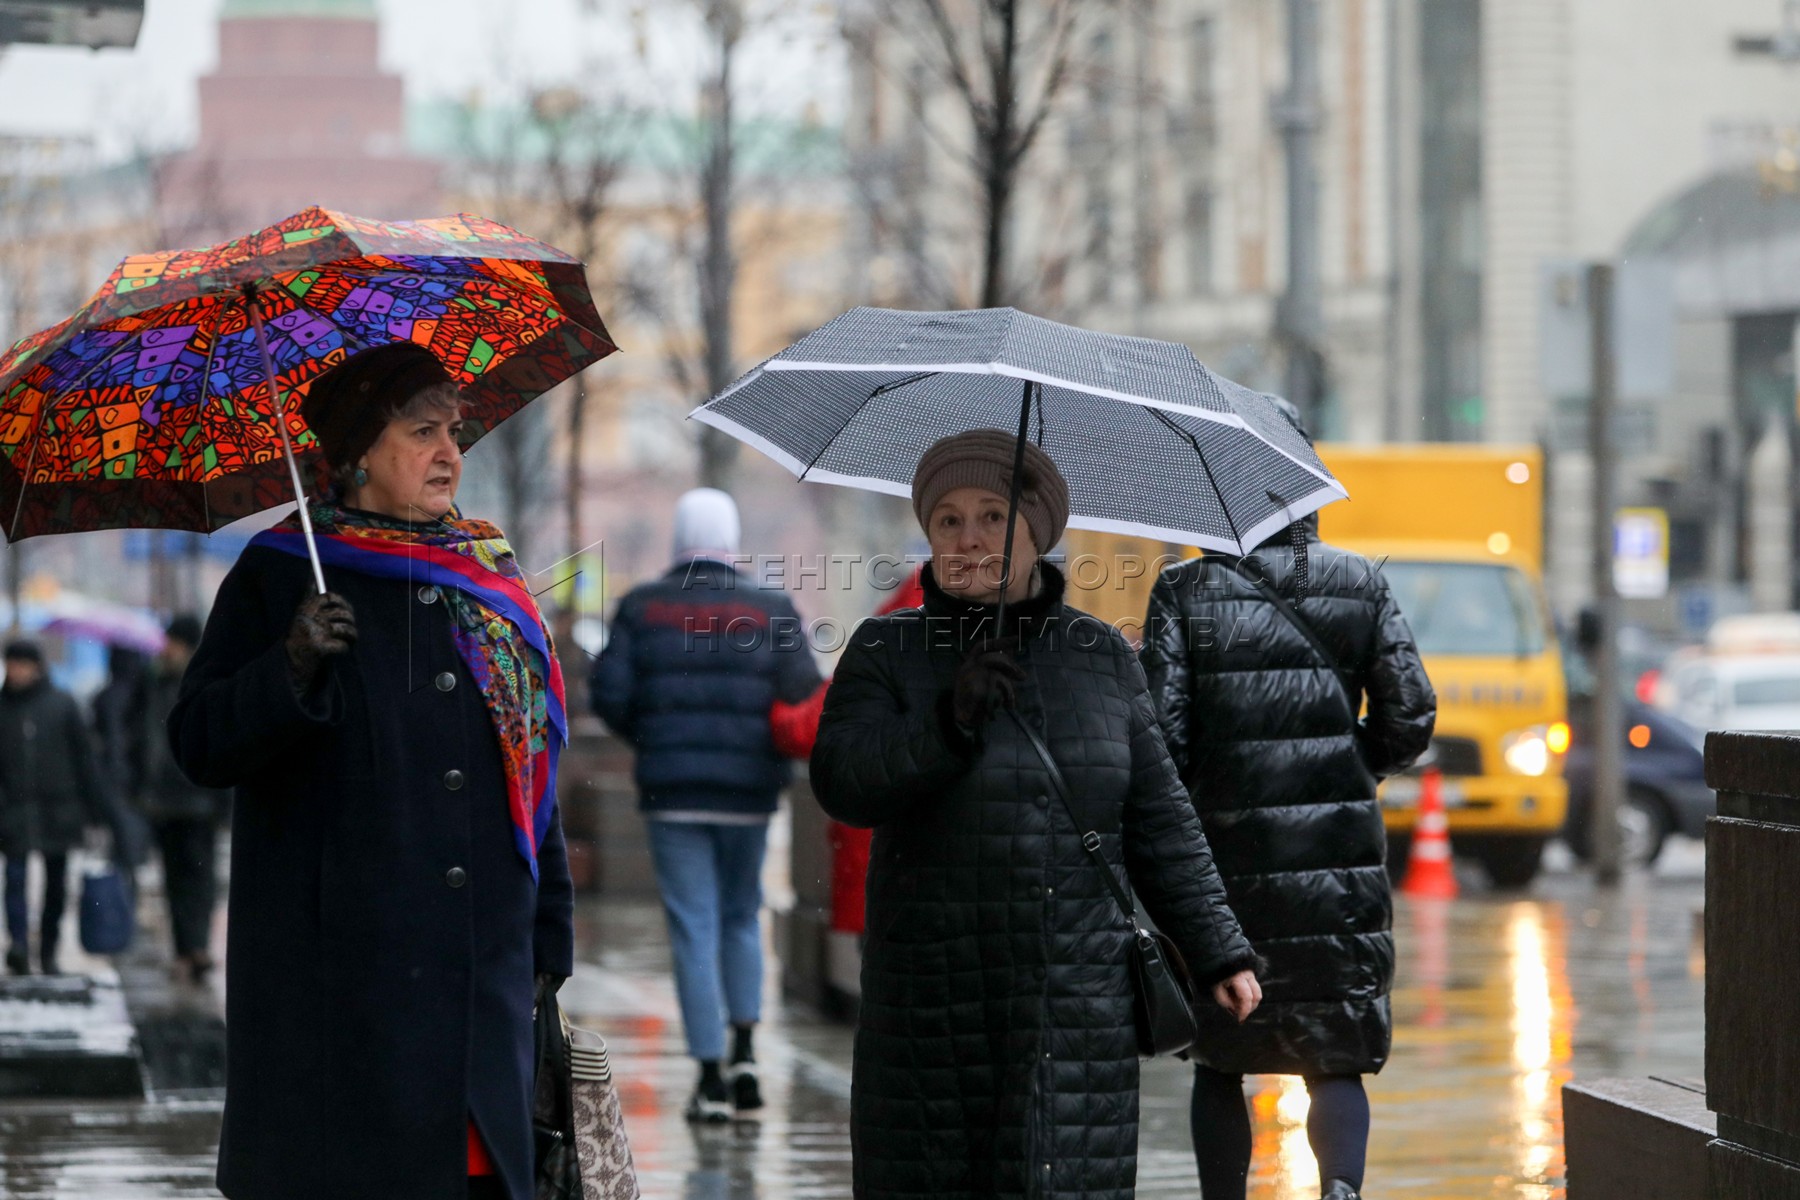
868, 371, 939, 398
798, 374, 899, 481
1147, 407, 1246, 554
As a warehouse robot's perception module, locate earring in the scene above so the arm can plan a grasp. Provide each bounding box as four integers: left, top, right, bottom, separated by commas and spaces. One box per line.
353, 468, 368, 488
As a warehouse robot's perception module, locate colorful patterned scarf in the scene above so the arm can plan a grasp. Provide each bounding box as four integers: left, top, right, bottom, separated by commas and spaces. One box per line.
250, 502, 568, 881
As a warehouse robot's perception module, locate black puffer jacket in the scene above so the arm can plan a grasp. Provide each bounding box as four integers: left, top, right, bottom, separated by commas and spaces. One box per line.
1140, 538, 1434, 1077
812, 563, 1255, 1200
0, 678, 108, 856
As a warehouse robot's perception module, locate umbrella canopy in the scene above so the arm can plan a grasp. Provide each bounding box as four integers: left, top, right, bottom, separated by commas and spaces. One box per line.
691, 306, 1345, 556
0, 206, 615, 544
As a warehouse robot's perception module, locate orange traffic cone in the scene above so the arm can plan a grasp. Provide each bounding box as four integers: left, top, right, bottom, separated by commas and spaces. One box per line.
1401, 765, 1459, 900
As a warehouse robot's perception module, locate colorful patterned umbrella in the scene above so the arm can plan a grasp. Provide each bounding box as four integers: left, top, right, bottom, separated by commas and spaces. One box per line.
0, 206, 616, 586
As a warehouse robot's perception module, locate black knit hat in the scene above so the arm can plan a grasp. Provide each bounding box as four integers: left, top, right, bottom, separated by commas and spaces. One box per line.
2, 639, 42, 665
301, 342, 455, 469
165, 614, 204, 650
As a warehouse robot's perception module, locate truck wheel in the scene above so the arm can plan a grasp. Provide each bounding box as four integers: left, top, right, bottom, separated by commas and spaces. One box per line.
1476, 837, 1545, 888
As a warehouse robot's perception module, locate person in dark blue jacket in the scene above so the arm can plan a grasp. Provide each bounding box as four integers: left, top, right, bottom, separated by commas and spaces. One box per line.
591, 487, 821, 1122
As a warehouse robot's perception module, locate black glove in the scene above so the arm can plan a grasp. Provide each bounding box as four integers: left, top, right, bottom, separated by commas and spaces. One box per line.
534, 972, 568, 1012
950, 637, 1025, 732
285, 592, 357, 691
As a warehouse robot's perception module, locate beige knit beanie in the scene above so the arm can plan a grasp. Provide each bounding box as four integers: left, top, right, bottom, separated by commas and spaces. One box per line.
910, 429, 1070, 553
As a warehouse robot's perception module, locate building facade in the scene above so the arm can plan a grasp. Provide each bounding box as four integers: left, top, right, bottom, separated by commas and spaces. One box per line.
845, 0, 1800, 618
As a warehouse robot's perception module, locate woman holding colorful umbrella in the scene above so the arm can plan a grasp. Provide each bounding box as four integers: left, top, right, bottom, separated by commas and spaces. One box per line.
169, 342, 572, 1200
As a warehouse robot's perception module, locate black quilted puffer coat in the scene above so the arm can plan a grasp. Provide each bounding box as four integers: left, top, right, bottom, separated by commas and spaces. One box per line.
1139, 536, 1435, 1077
812, 562, 1256, 1200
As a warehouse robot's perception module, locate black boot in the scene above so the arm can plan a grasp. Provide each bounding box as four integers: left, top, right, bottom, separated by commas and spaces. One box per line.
728, 1025, 762, 1113
5, 947, 27, 976
685, 1061, 731, 1124
1322, 1180, 1362, 1200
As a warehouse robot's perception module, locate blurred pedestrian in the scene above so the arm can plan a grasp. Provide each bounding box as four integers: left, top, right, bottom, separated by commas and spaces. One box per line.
0, 639, 110, 976
91, 644, 153, 868
168, 342, 574, 1200
1138, 403, 1436, 1200
106, 617, 228, 982
590, 487, 822, 1123
810, 430, 1261, 1200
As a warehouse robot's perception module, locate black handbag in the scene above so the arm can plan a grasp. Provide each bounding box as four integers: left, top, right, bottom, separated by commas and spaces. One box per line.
1009, 711, 1201, 1059
534, 993, 581, 1200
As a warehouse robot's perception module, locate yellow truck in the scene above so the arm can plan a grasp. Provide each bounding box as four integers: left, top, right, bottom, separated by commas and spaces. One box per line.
1064, 443, 1568, 886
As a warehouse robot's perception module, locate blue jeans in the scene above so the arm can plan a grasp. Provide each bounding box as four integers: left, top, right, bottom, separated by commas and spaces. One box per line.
645, 820, 769, 1062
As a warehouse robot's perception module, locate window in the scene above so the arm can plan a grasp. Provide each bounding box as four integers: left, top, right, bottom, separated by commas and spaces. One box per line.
1185, 186, 1214, 294
1381, 561, 1547, 657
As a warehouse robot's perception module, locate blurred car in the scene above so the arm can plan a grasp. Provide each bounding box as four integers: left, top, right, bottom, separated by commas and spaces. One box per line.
1656, 654, 1800, 732
1563, 696, 1710, 867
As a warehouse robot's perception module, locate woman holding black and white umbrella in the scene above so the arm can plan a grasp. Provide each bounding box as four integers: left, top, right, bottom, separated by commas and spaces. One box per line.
810, 430, 1262, 1200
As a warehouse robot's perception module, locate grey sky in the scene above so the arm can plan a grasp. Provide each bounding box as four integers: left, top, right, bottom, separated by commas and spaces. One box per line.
0, 0, 845, 159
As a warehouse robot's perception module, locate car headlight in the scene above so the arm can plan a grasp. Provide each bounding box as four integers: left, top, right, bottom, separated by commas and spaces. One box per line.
1501, 725, 1553, 776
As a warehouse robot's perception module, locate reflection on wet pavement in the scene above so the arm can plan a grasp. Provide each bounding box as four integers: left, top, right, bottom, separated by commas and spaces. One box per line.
0, 843, 1705, 1198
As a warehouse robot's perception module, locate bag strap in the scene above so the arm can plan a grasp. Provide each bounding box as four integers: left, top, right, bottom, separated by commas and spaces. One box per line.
1007, 710, 1141, 932
1225, 556, 1358, 718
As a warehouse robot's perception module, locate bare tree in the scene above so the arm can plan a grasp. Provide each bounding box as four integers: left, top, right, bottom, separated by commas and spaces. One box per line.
529, 86, 633, 561
609, 0, 839, 493
867, 0, 1089, 308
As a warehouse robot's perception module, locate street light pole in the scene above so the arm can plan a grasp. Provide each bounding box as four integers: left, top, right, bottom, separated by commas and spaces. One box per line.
1276, 0, 1325, 427
1589, 262, 1625, 885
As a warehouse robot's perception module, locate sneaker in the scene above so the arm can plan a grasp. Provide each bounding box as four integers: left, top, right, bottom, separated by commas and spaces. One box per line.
728, 1060, 764, 1113
5, 948, 27, 976
685, 1074, 732, 1124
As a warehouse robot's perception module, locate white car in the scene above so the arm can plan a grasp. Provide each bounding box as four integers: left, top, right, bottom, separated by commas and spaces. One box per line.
1658, 654, 1800, 732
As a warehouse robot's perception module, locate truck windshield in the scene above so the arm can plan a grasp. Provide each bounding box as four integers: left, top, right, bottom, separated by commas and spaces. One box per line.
1380, 561, 1546, 657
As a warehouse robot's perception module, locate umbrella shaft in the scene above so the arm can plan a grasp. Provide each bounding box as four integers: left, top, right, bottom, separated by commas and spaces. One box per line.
247, 298, 328, 596
995, 378, 1035, 634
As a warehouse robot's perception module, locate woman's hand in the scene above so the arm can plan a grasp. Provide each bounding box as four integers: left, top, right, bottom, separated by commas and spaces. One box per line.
1212, 969, 1262, 1024
285, 592, 357, 690
950, 637, 1025, 730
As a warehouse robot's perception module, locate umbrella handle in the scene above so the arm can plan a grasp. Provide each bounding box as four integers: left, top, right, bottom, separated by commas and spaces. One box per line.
994, 378, 1036, 634
246, 291, 328, 596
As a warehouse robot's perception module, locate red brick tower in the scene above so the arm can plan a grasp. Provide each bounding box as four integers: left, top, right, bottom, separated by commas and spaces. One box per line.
158, 0, 441, 244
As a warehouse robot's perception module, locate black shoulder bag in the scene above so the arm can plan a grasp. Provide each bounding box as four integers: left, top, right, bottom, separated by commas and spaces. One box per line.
1008, 711, 1200, 1059
1227, 558, 1358, 718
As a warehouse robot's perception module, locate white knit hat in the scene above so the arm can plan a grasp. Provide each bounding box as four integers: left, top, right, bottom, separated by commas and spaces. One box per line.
672, 487, 741, 561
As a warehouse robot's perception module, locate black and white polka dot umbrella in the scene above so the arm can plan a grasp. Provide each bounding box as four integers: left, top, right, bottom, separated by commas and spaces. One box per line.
691, 306, 1346, 555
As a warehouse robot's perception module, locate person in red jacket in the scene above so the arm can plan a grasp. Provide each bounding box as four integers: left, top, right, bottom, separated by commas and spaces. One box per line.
768, 564, 925, 935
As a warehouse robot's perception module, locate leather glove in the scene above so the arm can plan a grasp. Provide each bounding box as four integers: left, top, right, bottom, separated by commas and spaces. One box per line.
285, 592, 357, 690
534, 972, 568, 1013
950, 637, 1026, 731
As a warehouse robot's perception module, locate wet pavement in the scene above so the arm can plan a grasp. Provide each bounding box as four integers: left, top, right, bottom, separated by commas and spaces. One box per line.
0, 839, 1707, 1198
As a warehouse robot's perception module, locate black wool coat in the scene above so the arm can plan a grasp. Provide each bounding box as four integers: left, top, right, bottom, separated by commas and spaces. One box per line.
170, 544, 574, 1200
1139, 539, 1435, 1077
811, 564, 1256, 1200
0, 678, 108, 856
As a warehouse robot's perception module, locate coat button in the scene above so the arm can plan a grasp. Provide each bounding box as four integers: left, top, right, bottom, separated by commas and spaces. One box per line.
435, 671, 457, 692
446, 867, 467, 888
443, 770, 464, 791
418, 585, 440, 604
1033, 966, 1047, 981
1028, 885, 1043, 900
1036, 794, 1049, 808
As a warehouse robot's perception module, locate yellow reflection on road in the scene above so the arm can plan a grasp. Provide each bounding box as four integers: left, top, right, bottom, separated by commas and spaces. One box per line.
1507, 903, 1574, 1197
1249, 1075, 1319, 1198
